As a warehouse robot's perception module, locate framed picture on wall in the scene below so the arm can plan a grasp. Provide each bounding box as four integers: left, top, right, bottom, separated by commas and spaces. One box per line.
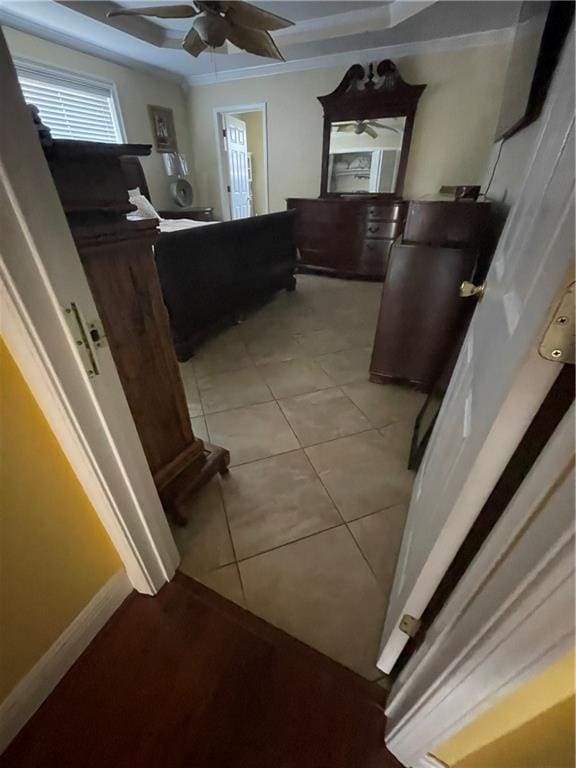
147, 105, 178, 153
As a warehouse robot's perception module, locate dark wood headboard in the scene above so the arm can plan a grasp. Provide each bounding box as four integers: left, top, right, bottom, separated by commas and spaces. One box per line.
120, 156, 151, 201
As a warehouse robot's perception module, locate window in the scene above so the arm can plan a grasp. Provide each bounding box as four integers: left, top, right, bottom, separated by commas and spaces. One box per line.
15, 60, 125, 144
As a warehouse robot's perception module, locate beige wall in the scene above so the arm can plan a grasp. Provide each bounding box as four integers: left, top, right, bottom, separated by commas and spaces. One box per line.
188, 42, 511, 217
3, 26, 193, 210
236, 110, 267, 215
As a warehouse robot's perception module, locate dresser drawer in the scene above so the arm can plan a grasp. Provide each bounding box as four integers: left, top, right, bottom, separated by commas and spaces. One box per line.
363, 221, 401, 239
287, 197, 406, 280
366, 202, 405, 222
359, 239, 393, 278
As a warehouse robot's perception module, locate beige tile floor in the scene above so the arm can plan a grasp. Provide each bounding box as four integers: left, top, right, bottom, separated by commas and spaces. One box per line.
173, 275, 426, 681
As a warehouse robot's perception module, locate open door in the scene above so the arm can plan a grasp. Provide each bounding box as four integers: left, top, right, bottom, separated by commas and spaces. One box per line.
378, 35, 575, 672
224, 114, 251, 220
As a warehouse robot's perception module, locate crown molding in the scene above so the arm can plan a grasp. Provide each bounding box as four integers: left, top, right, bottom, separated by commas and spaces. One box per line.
186, 26, 514, 87
0, 9, 187, 85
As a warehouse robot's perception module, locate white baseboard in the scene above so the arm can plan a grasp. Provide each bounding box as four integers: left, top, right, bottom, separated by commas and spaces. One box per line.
0, 570, 131, 754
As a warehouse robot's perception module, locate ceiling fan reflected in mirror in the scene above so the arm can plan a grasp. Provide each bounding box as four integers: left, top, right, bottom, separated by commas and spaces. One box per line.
107, 1, 294, 60
333, 120, 401, 139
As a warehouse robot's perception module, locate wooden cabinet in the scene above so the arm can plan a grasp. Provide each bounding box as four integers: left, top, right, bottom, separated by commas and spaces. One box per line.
286, 197, 406, 280
44, 139, 229, 524
403, 199, 493, 277
369, 242, 477, 389
369, 199, 492, 390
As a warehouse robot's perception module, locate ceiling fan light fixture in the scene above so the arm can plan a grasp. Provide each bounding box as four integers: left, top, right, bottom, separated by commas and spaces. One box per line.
105, 1, 293, 60
193, 12, 229, 47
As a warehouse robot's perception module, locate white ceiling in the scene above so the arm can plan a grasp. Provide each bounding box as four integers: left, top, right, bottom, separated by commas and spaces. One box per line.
138, 2, 390, 31
0, 1, 523, 84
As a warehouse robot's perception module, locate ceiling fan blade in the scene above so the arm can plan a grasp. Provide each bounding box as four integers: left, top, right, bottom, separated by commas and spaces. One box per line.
182, 27, 208, 56
226, 23, 285, 60
107, 4, 197, 19
365, 126, 378, 139
368, 121, 400, 133
223, 1, 293, 31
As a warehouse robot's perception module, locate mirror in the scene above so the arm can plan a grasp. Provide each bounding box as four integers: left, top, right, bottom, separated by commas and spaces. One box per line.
318, 61, 426, 198
327, 117, 406, 194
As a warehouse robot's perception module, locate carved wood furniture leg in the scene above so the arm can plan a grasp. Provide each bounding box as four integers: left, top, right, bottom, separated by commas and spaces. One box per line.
170, 442, 231, 525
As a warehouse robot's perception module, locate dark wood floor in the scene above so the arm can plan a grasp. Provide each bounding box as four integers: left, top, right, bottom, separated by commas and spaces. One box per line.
1, 573, 402, 768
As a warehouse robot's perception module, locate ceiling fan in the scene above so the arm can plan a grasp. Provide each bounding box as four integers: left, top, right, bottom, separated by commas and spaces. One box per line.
107, 1, 294, 60
334, 120, 401, 139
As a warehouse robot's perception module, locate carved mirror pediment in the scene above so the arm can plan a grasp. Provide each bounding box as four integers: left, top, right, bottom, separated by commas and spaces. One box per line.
318, 60, 426, 199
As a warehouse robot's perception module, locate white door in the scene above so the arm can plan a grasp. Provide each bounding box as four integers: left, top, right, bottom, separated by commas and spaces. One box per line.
225, 114, 251, 219
378, 36, 575, 672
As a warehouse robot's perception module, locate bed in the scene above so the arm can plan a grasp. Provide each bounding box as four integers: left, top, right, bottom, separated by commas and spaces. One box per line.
120, 157, 297, 361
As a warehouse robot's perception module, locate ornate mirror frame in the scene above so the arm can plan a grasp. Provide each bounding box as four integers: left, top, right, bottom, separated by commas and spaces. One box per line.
318, 60, 426, 198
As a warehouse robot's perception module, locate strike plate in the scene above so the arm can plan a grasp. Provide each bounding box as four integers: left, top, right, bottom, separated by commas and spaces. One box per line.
539, 282, 575, 364
63, 302, 105, 378
399, 614, 422, 638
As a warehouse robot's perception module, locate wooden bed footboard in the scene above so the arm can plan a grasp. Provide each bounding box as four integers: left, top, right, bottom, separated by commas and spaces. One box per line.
154, 210, 297, 361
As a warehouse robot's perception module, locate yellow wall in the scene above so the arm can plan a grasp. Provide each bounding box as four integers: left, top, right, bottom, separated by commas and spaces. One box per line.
434, 649, 576, 768
448, 697, 575, 768
188, 42, 511, 217
2, 26, 193, 210
0, 338, 121, 702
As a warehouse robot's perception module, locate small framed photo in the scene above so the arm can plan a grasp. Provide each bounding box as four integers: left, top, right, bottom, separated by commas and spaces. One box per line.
148, 105, 178, 153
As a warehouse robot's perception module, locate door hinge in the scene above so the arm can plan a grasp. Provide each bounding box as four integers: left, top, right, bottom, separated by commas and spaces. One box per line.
226, 185, 231, 193
63, 302, 106, 379
222, 127, 227, 138
399, 614, 422, 638
539, 282, 575, 364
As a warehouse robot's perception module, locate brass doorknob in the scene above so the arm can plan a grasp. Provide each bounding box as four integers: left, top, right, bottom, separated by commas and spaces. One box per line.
460, 281, 486, 299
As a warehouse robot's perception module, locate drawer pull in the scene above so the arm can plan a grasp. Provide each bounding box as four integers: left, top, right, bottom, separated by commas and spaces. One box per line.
368, 226, 380, 234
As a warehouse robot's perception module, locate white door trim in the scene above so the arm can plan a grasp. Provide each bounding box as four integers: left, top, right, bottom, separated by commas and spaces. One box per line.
0, 31, 178, 595
213, 102, 269, 220
384, 404, 575, 767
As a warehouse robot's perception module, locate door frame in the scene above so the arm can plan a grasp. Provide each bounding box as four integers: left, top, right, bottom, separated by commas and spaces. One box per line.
384, 403, 574, 767
213, 102, 269, 220
0, 31, 178, 596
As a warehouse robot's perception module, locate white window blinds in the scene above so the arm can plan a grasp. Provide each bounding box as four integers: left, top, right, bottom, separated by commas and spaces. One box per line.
15, 62, 124, 144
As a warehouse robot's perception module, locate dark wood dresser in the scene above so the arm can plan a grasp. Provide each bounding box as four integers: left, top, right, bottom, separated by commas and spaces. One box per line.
286, 197, 406, 280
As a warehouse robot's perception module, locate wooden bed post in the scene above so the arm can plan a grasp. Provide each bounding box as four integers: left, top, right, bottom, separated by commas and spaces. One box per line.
41, 133, 229, 525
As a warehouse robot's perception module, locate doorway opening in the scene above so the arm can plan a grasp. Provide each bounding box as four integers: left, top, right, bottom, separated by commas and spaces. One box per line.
214, 103, 269, 220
